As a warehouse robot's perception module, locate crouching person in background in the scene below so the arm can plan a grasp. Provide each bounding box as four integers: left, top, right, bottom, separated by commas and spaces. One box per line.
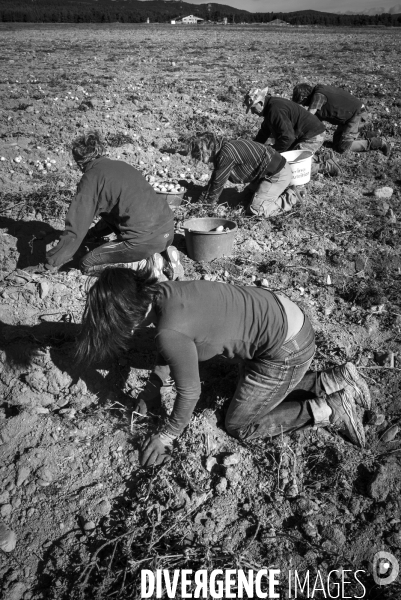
188, 132, 301, 218
27, 130, 183, 280
244, 87, 340, 177
292, 83, 391, 156
76, 268, 371, 468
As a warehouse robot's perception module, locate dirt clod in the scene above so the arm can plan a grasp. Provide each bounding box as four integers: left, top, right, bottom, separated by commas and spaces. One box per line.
16, 467, 31, 488
222, 452, 241, 467
0, 523, 17, 552
381, 425, 399, 443
369, 464, 393, 501
373, 186, 393, 199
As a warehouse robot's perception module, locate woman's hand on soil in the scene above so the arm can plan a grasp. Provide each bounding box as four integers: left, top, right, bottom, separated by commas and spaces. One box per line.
140, 434, 173, 468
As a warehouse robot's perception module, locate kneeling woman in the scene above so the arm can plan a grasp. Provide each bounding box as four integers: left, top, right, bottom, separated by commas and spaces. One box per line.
188, 133, 300, 218
42, 131, 183, 280
76, 269, 370, 467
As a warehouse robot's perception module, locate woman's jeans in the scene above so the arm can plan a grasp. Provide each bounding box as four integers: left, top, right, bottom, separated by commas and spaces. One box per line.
80, 220, 174, 275
225, 316, 321, 440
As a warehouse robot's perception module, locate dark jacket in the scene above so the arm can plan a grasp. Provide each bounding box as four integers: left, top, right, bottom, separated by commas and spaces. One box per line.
46, 157, 173, 268
255, 96, 325, 152
313, 84, 363, 125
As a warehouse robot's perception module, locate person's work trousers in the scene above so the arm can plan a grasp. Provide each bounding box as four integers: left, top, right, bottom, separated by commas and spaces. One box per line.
80, 220, 174, 274
225, 315, 322, 440
293, 132, 325, 155
293, 133, 325, 177
332, 113, 368, 153
248, 162, 293, 218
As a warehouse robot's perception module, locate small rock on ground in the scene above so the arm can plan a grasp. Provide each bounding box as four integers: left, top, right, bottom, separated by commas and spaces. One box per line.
368, 464, 391, 501
0, 522, 17, 552
373, 186, 393, 199
4, 582, 26, 600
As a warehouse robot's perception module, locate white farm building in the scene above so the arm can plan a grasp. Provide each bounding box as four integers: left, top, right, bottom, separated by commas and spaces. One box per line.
174, 15, 204, 24
267, 18, 291, 26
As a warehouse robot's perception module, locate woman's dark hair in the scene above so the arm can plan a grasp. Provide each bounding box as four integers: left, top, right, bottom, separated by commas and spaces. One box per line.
292, 83, 314, 105
76, 268, 161, 365
187, 132, 225, 163
72, 130, 106, 167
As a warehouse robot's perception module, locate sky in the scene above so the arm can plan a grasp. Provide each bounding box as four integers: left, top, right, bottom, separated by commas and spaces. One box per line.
177, 0, 401, 13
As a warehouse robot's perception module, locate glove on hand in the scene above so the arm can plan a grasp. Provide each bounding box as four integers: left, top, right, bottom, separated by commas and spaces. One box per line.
140, 432, 175, 468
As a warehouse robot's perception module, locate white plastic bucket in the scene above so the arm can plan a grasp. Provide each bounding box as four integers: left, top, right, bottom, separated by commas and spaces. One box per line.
280, 149, 313, 186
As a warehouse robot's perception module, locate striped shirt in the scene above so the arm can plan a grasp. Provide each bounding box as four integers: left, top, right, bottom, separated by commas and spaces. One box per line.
204, 139, 286, 203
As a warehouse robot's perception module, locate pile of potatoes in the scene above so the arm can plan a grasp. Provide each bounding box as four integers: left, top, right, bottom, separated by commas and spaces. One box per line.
153, 180, 185, 195
146, 170, 186, 195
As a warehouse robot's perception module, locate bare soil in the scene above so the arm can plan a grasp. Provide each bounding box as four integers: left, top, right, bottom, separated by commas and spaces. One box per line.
0, 23, 401, 600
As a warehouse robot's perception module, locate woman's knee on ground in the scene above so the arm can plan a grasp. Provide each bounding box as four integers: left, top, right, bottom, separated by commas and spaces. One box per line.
225, 415, 242, 439
225, 413, 278, 441
225, 414, 262, 440
79, 252, 96, 274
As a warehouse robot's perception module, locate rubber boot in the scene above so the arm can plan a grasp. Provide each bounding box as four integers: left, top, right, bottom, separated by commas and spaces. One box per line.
311, 161, 320, 177
368, 137, 391, 155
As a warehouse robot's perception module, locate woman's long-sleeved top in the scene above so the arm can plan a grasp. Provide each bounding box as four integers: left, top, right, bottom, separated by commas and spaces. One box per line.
46, 157, 173, 268
152, 280, 288, 436
254, 96, 325, 152
204, 139, 286, 204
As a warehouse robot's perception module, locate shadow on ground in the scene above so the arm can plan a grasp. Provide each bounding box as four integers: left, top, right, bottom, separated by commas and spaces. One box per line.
0, 319, 158, 409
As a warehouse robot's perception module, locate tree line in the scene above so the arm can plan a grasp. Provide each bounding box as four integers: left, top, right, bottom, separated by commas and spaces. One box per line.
0, 0, 400, 25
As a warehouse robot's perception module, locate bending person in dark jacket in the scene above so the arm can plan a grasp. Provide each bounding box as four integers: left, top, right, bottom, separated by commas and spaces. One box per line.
244, 87, 340, 177
76, 268, 371, 467
188, 133, 301, 218
292, 83, 390, 155
30, 131, 183, 279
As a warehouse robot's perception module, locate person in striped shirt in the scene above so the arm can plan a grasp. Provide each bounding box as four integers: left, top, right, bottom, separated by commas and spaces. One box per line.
188, 133, 301, 218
